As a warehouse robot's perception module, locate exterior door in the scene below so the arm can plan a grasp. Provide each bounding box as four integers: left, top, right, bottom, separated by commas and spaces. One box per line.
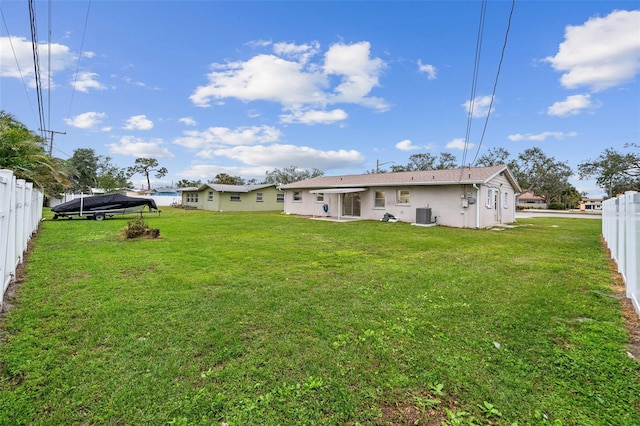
343, 193, 361, 217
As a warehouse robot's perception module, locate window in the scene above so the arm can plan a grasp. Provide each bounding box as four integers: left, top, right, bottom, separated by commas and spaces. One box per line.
186, 193, 198, 203
230, 193, 241, 202
396, 189, 410, 205
316, 193, 324, 202
374, 191, 386, 208
503, 192, 509, 208
256, 193, 263, 202
486, 188, 494, 208
207, 191, 214, 201
293, 191, 302, 202
276, 193, 284, 203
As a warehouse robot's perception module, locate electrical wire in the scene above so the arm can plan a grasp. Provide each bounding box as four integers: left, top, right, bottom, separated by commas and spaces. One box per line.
47, 0, 52, 137
66, 0, 92, 123
28, 0, 46, 141
0, 5, 38, 123
460, 0, 488, 171
471, 0, 516, 166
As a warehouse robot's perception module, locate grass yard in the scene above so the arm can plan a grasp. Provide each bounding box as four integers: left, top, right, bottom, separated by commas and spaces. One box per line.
0, 208, 638, 425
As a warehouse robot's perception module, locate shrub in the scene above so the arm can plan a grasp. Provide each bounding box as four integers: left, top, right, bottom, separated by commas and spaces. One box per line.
548, 202, 565, 210
123, 217, 160, 239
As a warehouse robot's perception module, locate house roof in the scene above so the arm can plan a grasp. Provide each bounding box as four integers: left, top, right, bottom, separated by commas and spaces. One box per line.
282, 165, 521, 192
190, 183, 277, 193
517, 191, 545, 201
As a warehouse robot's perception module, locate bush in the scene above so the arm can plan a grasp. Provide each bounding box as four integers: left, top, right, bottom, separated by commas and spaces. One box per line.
123, 217, 160, 239
548, 202, 565, 210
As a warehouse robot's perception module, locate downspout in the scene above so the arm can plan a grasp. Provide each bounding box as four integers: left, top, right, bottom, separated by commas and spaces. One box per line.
473, 184, 480, 229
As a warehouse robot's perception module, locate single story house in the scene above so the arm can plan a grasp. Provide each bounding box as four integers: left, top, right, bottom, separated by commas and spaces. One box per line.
181, 183, 284, 212
579, 197, 603, 211
516, 191, 547, 209
281, 165, 521, 229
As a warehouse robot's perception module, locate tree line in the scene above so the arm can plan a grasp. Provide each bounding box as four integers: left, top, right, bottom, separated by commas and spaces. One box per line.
1, 110, 638, 204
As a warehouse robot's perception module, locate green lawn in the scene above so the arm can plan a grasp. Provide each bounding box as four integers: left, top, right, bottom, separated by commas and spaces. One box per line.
1, 209, 638, 425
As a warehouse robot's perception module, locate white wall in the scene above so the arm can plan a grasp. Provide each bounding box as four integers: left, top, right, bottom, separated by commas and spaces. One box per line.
0, 170, 43, 307
602, 191, 640, 315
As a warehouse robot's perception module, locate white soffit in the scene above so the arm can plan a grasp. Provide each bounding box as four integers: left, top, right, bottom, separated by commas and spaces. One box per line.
309, 188, 367, 194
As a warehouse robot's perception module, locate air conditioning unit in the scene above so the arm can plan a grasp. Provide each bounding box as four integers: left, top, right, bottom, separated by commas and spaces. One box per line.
416, 208, 432, 225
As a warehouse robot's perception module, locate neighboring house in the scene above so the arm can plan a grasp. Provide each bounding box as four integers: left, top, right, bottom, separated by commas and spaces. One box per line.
281, 165, 521, 229
181, 183, 284, 212
516, 191, 548, 209
579, 197, 603, 211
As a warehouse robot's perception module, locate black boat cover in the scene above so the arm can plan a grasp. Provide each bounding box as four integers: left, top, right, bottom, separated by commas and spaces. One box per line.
52, 194, 158, 213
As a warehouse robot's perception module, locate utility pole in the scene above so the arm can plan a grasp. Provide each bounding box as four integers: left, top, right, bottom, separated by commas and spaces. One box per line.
376, 159, 394, 173
39, 129, 66, 156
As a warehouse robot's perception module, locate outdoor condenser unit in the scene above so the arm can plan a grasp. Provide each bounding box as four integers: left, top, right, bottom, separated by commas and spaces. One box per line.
416, 208, 432, 225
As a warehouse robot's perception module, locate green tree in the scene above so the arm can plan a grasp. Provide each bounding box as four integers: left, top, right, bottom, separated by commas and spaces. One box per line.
436, 152, 457, 170
510, 147, 573, 204
475, 147, 510, 167
126, 158, 168, 190
0, 110, 69, 196
578, 145, 640, 197
211, 173, 245, 185
264, 166, 324, 186
175, 179, 202, 188
67, 148, 99, 192
97, 157, 130, 192
390, 153, 458, 172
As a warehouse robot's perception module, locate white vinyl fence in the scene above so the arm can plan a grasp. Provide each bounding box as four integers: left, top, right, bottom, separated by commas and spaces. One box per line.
602, 191, 640, 314
1, 169, 44, 308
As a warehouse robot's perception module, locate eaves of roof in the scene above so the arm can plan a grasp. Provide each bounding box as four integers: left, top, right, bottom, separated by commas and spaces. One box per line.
282, 166, 521, 191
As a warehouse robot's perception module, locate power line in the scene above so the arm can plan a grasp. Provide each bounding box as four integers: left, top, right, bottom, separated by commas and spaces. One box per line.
471, 0, 516, 166
28, 0, 46, 140
0, 6, 38, 123
460, 0, 488, 170
66, 0, 92, 122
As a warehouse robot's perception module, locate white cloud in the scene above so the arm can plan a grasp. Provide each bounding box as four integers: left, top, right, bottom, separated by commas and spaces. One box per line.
279, 108, 348, 125
462, 95, 494, 118
395, 139, 423, 151
545, 9, 640, 91
108, 135, 174, 158
547, 94, 595, 116
273, 41, 320, 65
178, 117, 197, 126
323, 41, 388, 110
73, 72, 106, 93
418, 60, 437, 80
123, 114, 154, 130
508, 131, 578, 142
208, 144, 365, 170
174, 125, 281, 149
0, 36, 75, 87
64, 111, 106, 129
446, 138, 475, 150
190, 40, 388, 114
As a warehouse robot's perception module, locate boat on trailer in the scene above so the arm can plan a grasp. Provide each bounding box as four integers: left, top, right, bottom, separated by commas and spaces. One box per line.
51, 194, 159, 221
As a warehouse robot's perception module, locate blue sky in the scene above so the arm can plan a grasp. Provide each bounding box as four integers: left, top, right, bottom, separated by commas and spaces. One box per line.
1, 1, 639, 196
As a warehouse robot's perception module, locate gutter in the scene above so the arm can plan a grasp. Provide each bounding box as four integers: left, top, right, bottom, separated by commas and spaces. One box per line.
473, 184, 480, 229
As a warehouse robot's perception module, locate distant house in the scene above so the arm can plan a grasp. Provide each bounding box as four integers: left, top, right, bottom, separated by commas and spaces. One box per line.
181, 183, 284, 212
281, 165, 521, 229
517, 191, 547, 209
579, 197, 603, 211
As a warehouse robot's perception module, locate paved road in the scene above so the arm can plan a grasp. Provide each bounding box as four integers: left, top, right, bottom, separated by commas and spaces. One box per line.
516, 210, 602, 220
